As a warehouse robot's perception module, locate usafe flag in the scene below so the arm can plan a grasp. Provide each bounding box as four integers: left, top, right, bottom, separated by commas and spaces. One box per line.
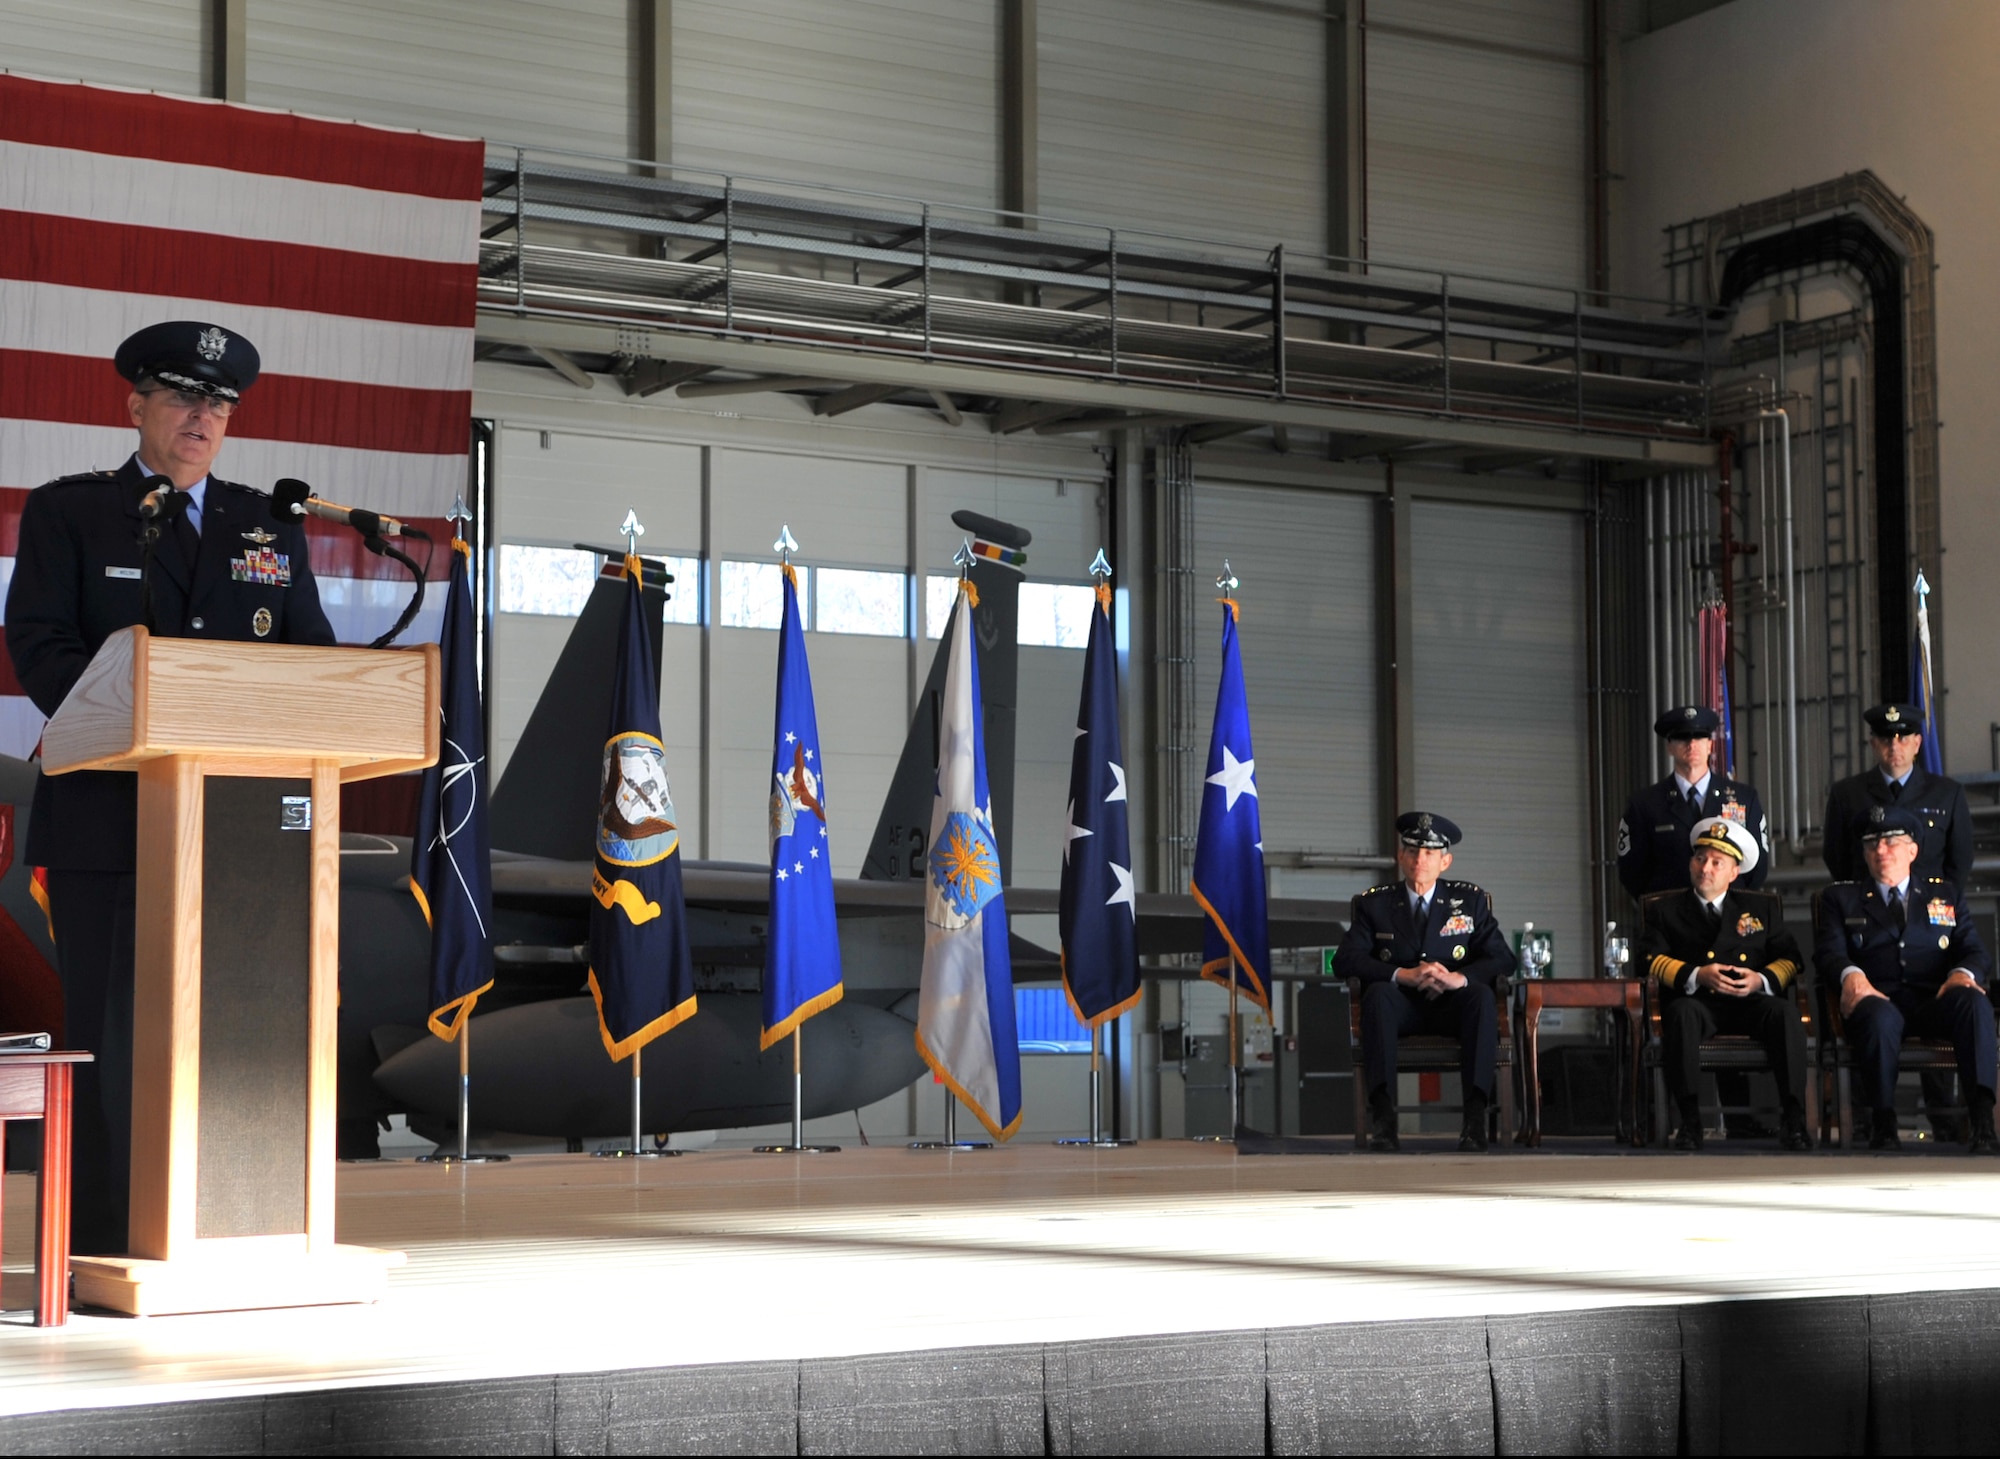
409, 539, 493, 1038
916, 577, 1023, 1139
1191, 597, 1271, 1009
762, 560, 843, 1047
1059, 576, 1139, 1027
587, 556, 697, 1059
0, 74, 476, 756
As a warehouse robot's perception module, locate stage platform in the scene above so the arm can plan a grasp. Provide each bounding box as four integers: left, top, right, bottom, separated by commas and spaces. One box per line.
5, 1140, 2000, 1453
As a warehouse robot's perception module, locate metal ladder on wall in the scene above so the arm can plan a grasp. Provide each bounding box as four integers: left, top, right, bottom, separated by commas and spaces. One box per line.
1820, 343, 1855, 786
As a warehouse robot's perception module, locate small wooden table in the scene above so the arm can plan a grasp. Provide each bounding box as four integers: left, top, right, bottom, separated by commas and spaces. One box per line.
1514, 979, 1645, 1147
0, 1050, 91, 1326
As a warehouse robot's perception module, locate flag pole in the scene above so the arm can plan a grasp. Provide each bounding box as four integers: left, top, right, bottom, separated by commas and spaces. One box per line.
1228, 954, 1241, 1134
417, 1015, 510, 1165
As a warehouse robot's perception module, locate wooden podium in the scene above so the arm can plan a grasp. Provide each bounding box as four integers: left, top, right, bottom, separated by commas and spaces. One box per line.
40, 626, 438, 1315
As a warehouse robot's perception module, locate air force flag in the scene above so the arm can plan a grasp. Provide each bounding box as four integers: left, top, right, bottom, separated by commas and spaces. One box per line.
763, 562, 844, 1047
1059, 579, 1139, 1026
916, 578, 1023, 1140
409, 538, 493, 1038
1191, 597, 1270, 1009
587, 555, 698, 1059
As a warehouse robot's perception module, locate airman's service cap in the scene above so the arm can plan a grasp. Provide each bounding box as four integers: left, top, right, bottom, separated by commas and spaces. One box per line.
1863, 702, 1925, 737
115, 321, 260, 403
1856, 804, 1923, 844
1396, 811, 1462, 851
1654, 704, 1720, 740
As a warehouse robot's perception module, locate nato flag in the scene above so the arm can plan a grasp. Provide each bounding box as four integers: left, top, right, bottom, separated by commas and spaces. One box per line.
1190, 599, 1270, 1009
762, 564, 843, 1047
1059, 582, 1139, 1026
410, 539, 494, 1038
586, 555, 697, 1059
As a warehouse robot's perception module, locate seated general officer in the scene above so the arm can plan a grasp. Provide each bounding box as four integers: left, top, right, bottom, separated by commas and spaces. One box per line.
5, 321, 335, 1253
1813, 805, 1998, 1153
1617, 705, 1771, 900
1333, 812, 1516, 1152
1636, 817, 1811, 1151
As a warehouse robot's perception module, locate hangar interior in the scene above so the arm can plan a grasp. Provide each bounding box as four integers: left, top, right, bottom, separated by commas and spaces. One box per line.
8, 0, 1995, 1148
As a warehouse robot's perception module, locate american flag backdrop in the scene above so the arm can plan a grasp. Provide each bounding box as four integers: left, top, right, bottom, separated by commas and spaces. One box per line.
0, 73, 482, 757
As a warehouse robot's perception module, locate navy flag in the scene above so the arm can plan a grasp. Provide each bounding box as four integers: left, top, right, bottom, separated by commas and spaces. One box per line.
1190, 597, 1270, 1009
762, 562, 843, 1046
409, 538, 494, 1038
587, 554, 697, 1058
1059, 577, 1139, 1026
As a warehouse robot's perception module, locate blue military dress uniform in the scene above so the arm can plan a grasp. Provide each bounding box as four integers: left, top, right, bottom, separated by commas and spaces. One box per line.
1617, 773, 1771, 900
6, 454, 334, 1251
1814, 876, 1995, 1119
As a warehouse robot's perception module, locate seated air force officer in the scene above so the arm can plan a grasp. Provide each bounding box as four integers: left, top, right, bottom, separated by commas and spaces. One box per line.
1636, 817, 1811, 1152
1813, 805, 1998, 1153
1333, 813, 1516, 1153
1617, 705, 1772, 900
4, 321, 335, 1254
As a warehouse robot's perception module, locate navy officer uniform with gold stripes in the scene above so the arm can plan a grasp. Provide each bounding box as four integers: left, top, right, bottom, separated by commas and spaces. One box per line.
4, 321, 334, 1254
1332, 812, 1515, 1152
1635, 816, 1810, 1150
1813, 804, 1997, 1152
1617, 705, 1772, 900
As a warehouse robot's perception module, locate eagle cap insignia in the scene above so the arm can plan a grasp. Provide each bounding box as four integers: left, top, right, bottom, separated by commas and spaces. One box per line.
1683, 707, 1696, 719
1886, 706, 1901, 722
1418, 813, 1432, 832
196, 326, 229, 361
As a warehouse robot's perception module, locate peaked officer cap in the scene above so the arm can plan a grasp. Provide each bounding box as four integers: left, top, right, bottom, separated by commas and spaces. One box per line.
1654, 704, 1721, 740
1396, 811, 1462, 851
1855, 803, 1924, 844
114, 321, 261, 403
1862, 702, 1925, 737
1690, 815, 1758, 874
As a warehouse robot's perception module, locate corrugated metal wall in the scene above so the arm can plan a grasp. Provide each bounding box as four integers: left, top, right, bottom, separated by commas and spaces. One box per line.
1038, 0, 1325, 253
2, 0, 202, 94
1366, 0, 1586, 286
673, 0, 999, 209
1410, 499, 1591, 967
246, 0, 631, 156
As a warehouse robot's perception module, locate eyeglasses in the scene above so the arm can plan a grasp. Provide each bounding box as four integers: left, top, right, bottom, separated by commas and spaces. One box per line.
140, 388, 236, 418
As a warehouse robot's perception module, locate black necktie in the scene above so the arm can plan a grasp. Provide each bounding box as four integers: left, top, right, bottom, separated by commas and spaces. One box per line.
174, 504, 200, 566
1889, 890, 1907, 931
1689, 787, 1702, 809
1704, 901, 1722, 930
1888, 778, 1904, 802
1414, 897, 1429, 924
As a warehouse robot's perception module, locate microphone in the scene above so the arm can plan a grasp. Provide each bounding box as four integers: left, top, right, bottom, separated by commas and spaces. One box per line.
270, 478, 428, 540
136, 475, 184, 522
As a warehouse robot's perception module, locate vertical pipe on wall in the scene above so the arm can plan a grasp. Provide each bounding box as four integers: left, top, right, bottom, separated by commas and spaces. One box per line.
1644, 475, 1657, 724
1764, 408, 1799, 849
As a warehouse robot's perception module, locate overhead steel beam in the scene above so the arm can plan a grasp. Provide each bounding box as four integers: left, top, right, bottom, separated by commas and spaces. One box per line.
991, 399, 1084, 434
621, 359, 711, 397
812, 382, 903, 417
676, 374, 837, 399
929, 390, 964, 427
530, 346, 595, 390
1186, 421, 1260, 446
1034, 412, 1197, 437
475, 312, 1718, 470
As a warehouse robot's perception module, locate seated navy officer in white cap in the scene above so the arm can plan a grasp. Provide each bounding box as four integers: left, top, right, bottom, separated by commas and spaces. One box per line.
1617, 705, 1771, 901
4, 320, 333, 1254
1635, 816, 1810, 1151
1332, 813, 1516, 1152
1814, 804, 1997, 1153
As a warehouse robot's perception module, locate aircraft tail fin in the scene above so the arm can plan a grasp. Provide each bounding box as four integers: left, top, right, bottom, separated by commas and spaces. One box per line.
862, 511, 1029, 885
488, 553, 670, 860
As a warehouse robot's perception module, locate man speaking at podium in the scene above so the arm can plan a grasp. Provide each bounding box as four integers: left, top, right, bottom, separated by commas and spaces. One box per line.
4, 321, 334, 1254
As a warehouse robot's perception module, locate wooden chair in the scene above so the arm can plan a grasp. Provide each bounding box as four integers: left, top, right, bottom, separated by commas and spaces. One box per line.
1810, 890, 1989, 1148
1345, 976, 1516, 1147
1637, 891, 1820, 1146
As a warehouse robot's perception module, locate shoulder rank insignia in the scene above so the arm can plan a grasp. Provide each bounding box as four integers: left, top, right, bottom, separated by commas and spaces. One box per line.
1928, 899, 1956, 928
1736, 912, 1763, 935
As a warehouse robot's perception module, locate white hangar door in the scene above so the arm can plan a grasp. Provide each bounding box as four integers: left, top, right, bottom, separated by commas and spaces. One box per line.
1365, 0, 1586, 286
1191, 477, 1379, 905
1409, 499, 1590, 970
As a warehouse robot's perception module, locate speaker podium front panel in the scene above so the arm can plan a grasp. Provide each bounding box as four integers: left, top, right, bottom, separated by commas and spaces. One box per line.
41, 627, 438, 1315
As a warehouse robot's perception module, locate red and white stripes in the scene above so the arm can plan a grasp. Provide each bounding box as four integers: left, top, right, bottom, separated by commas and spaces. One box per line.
0, 73, 482, 756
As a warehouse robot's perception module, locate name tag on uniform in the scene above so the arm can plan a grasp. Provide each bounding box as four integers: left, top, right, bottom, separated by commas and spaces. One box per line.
1929, 899, 1957, 927
1440, 912, 1475, 937
1653, 824, 1676, 833
1736, 913, 1763, 935
230, 548, 291, 587
104, 566, 141, 580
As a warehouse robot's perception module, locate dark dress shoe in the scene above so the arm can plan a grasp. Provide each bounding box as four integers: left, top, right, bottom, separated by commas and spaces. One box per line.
1367, 1116, 1401, 1153
1970, 1124, 2000, 1156
1458, 1094, 1491, 1151
1778, 1112, 1814, 1152
1868, 1110, 1902, 1151
1670, 1124, 1704, 1151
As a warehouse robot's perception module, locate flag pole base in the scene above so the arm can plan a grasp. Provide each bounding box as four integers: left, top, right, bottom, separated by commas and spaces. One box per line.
1054, 1137, 1135, 1147
592, 1147, 677, 1158
753, 1143, 843, 1154
1185, 1135, 1233, 1143
416, 1152, 511, 1165
908, 1140, 992, 1151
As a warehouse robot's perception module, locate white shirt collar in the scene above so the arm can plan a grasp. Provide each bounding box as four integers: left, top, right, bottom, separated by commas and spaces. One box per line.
1674, 770, 1711, 799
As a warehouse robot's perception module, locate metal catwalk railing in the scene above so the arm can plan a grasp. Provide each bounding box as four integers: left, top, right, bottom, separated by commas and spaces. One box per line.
480, 145, 1716, 440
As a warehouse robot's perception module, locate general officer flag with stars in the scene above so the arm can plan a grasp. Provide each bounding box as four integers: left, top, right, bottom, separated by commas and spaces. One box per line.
762, 559, 844, 1047
1059, 574, 1139, 1027
587, 554, 698, 1059
1191, 594, 1270, 1010
916, 575, 1023, 1140
409, 537, 494, 1038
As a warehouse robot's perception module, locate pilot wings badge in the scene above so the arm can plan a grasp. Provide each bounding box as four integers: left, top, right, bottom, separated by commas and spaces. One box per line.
597, 732, 677, 866
768, 742, 826, 843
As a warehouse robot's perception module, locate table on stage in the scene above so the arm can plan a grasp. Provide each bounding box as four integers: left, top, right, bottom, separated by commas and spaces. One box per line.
0, 1050, 91, 1326
1513, 979, 1645, 1146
